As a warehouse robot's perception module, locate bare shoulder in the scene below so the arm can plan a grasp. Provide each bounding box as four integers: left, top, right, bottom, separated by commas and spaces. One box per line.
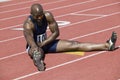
44, 11, 53, 17
44, 11, 55, 22
23, 17, 34, 30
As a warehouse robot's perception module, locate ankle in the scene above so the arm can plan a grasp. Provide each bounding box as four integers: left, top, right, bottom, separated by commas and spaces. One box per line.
105, 43, 110, 50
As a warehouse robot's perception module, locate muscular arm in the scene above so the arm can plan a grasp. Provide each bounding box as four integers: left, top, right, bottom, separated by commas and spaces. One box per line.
23, 21, 38, 49
40, 11, 60, 47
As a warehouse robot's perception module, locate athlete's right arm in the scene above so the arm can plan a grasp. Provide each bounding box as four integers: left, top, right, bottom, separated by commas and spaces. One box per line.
23, 22, 38, 51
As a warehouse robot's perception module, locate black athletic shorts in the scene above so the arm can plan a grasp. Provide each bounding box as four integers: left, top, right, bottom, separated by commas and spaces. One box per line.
26, 40, 59, 53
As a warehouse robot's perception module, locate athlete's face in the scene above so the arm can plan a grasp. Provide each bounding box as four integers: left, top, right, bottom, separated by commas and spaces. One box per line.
32, 11, 44, 26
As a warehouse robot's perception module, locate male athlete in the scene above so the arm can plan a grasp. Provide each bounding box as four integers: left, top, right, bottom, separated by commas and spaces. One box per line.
23, 3, 117, 71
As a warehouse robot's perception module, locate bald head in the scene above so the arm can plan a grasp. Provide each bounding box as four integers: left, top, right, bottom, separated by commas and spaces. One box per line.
30, 3, 43, 16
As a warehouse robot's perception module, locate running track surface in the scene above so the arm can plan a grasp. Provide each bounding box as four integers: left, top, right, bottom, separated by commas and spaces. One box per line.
0, 0, 120, 80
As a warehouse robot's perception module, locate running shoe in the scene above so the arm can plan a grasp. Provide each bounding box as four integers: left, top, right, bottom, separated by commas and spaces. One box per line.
107, 31, 117, 51
33, 50, 45, 71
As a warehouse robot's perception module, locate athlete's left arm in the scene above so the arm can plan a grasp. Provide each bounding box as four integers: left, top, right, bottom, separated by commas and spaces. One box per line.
40, 11, 60, 47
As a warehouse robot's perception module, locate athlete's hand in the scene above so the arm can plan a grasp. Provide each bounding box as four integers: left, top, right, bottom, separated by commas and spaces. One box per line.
31, 46, 39, 53
32, 46, 44, 54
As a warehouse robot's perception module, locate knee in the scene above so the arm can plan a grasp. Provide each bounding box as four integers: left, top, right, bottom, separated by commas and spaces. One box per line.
70, 41, 80, 50
70, 41, 93, 51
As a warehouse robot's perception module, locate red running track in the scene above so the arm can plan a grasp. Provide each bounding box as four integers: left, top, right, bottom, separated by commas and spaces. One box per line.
0, 0, 120, 80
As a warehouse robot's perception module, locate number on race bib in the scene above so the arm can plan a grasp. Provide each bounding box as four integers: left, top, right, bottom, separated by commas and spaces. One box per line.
37, 33, 46, 42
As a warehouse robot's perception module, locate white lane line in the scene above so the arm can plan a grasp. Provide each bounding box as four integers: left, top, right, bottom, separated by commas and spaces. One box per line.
70, 25, 120, 40
46, 0, 96, 12
0, 0, 10, 2
73, 2, 120, 14
13, 50, 117, 80
0, 25, 119, 61
70, 13, 107, 17
55, 2, 120, 18
0, 1, 119, 30
13, 47, 120, 80
0, 0, 91, 14
0, 24, 23, 30
0, 51, 26, 61
1, 1, 119, 22
0, 0, 95, 20
0, 0, 66, 13
57, 12, 120, 28
0, 0, 38, 8
0, 36, 23, 43
0, 13, 29, 21
0, 11, 120, 43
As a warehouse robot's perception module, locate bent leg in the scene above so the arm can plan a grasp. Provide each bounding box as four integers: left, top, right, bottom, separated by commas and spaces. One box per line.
56, 40, 109, 52
28, 48, 45, 71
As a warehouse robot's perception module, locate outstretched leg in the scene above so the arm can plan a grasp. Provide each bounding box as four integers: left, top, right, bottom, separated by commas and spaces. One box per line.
56, 32, 117, 52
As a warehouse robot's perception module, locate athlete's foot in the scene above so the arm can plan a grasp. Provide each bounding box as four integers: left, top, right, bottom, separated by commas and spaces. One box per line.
32, 50, 45, 71
107, 31, 117, 51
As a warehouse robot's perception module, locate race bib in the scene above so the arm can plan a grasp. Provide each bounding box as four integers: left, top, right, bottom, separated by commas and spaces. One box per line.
37, 33, 47, 42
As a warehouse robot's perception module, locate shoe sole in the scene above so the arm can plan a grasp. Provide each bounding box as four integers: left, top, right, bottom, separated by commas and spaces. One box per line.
33, 51, 45, 71
108, 32, 117, 51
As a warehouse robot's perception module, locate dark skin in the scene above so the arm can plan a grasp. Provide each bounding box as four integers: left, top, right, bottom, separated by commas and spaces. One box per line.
23, 4, 60, 57
23, 4, 111, 59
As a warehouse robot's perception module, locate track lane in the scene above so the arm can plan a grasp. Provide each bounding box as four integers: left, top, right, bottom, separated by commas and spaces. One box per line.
19, 50, 120, 80
0, 11, 119, 42
0, 1, 119, 29
0, 0, 58, 9
1, 0, 119, 30
0, 27, 120, 80
0, 25, 120, 60
12, 28, 120, 80
0, 0, 91, 18
2, 0, 119, 79
0, 0, 96, 28
0, 13, 120, 58
0, 15, 96, 40
78, 4, 120, 15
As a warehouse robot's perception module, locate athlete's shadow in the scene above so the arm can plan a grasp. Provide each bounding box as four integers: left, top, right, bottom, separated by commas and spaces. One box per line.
114, 46, 119, 50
